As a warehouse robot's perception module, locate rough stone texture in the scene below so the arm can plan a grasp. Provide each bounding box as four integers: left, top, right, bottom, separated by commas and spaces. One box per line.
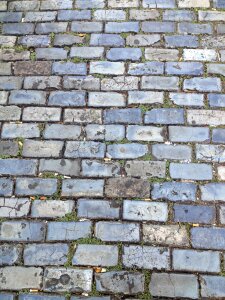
0, 0, 224, 297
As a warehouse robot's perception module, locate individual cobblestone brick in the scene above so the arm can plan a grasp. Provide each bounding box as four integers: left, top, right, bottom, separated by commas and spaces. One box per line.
0, 179, 13, 197
212, 129, 225, 143
31, 200, 74, 219
123, 200, 168, 221
19, 295, 65, 300
47, 221, 92, 241
63, 76, 100, 90
178, 22, 212, 34
150, 273, 198, 299
0, 244, 22, 266
166, 62, 203, 75
0, 267, 43, 290
0, 77, 23, 91
126, 34, 161, 46
22, 140, 63, 157
170, 163, 212, 180
178, 0, 210, 7
86, 124, 125, 141
1, 123, 40, 139
88, 92, 125, 107
49, 91, 85, 106
96, 271, 144, 295
73, 245, 118, 266
128, 91, 163, 104
152, 144, 192, 160
184, 77, 221, 92
95, 221, 140, 242
208, 94, 225, 108
143, 0, 176, 8
52, 62, 87, 75
107, 143, 148, 159
130, 9, 160, 20
165, 35, 199, 48
123, 245, 170, 270
2, 23, 34, 35
8, 1, 40, 11
39, 159, 80, 176
104, 108, 141, 124
174, 204, 216, 224
35, 22, 68, 34
200, 276, 225, 298
142, 21, 175, 33
145, 108, 184, 124
64, 109, 102, 124
15, 178, 57, 196
77, 199, 120, 219
65, 141, 105, 158
43, 124, 81, 140
18, 35, 51, 47
0, 49, 30, 61
60, 30, 87, 43
0, 63, 11, 75
105, 178, 150, 198
9, 90, 46, 105
35, 48, 67, 60
40, 0, 73, 10
0, 159, 37, 176
24, 76, 61, 90
196, 144, 225, 162
0, 106, 21, 121
169, 92, 204, 106
58, 10, 91, 21
61, 179, 104, 197
183, 49, 218, 61
191, 227, 225, 250
82, 160, 121, 177
200, 183, 225, 201
141, 76, 179, 90
71, 21, 103, 33
125, 161, 166, 178
90, 62, 124, 75
0, 140, 19, 156
0, 221, 46, 242
163, 9, 195, 21
143, 224, 189, 246
90, 34, 124, 46
107, 48, 142, 61
173, 249, 220, 273
43, 268, 93, 292
169, 126, 209, 142
24, 11, 57, 22
0, 198, 30, 218
151, 182, 197, 201
94, 9, 126, 20
23, 107, 61, 122
108, 0, 139, 7
105, 22, 139, 33
24, 243, 68, 266
0, 36, 17, 47
14, 61, 52, 75
0, 91, 8, 104
101, 76, 139, 91
0, 294, 15, 300
128, 62, 164, 75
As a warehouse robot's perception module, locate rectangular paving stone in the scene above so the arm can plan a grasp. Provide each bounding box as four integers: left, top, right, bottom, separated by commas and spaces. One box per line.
128, 62, 164, 75
142, 21, 175, 33
49, 91, 85, 107
23, 107, 61, 122
145, 108, 184, 124
0, 159, 37, 176
62, 179, 104, 197
43, 124, 81, 140
123, 200, 168, 221
19, 295, 65, 300
90, 33, 124, 46
196, 144, 225, 163
173, 249, 220, 273
43, 268, 93, 292
170, 163, 212, 180
141, 76, 179, 90
212, 129, 225, 143
107, 143, 148, 159
58, 10, 91, 21
201, 183, 225, 201
9, 90, 46, 105
125, 161, 166, 178
0, 198, 30, 218
104, 108, 142, 124
152, 144, 192, 161
105, 178, 150, 198
130, 9, 160, 20
2, 123, 39, 139
24, 11, 57, 22
18, 35, 51, 47
22, 140, 63, 157
94, 9, 126, 20
47, 221, 92, 241
14, 60, 52, 75
39, 159, 80, 176
0, 140, 19, 156
152, 182, 197, 201
143, 0, 176, 7
77, 199, 120, 220
208, 94, 225, 108
35, 22, 68, 34
150, 273, 198, 299
73, 245, 118, 267
107, 48, 142, 61
24, 243, 69, 266
85, 124, 125, 141
123, 245, 170, 270
40, 0, 73, 9
105, 22, 139, 33
126, 34, 161, 46
0, 267, 43, 291
52, 62, 87, 75
82, 160, 121, 177
200, 276, 225, 298
0, 244, 22, 265
15, 178, 57, 196
108, 0, 139, 7
169, 92, 204, 106
0, 77, 23, 90
174, 204, 216, 224
145, 48, 179, 61
71, 21, 103, 33
95, 222, 140, 242
166, 62, 203, 75
90, 62, 125, 75
88, 92, 125, 107
191, 227, 225, 250
165, 35, 199, 48
64, 109, 102, 124
65, 141, 105, 158
143, 224, 189, 246
128, 91, 164, 104
0, 179, 13, 197
63, 76, 100, 90
169, 126, 209, 142
0, 221, 46, 242
24, 76, 61, 90
3, 23, 34, 35
101, 76, 139, 91
31, 200, 74, 219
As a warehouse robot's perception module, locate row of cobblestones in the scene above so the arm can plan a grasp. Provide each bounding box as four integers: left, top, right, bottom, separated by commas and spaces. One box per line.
1, 0, 225, 299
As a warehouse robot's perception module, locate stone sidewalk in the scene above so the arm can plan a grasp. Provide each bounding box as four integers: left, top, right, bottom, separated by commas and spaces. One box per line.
0, 0, 225, 298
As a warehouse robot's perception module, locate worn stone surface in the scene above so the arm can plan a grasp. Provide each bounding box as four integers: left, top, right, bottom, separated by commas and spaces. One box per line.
0, 0, 223, 297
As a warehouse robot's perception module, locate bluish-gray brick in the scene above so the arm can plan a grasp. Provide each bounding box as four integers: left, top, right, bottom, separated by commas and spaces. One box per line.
145, 108, 184, 124
192, 227, 225, 250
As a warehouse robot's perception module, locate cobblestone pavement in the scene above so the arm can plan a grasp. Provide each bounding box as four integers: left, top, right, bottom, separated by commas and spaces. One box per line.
0, 0, 225, 299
